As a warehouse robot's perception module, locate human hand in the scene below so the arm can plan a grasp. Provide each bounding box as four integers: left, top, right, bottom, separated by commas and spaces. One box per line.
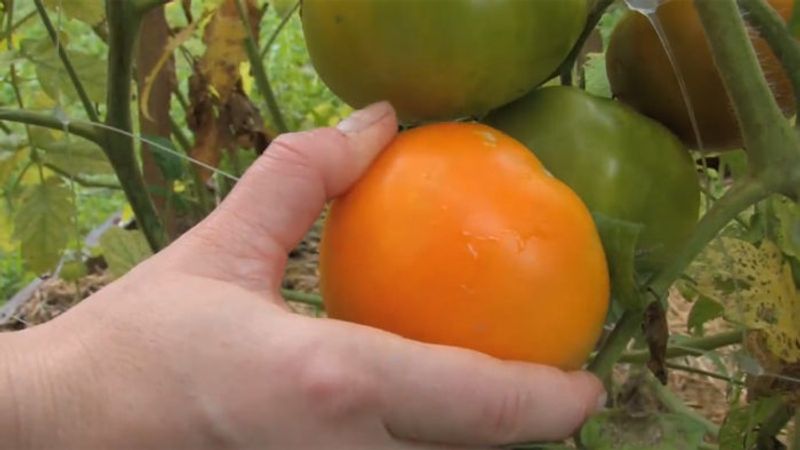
1, 102, 604, 449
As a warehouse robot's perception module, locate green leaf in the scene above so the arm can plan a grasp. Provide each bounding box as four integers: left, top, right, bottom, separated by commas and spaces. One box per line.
25, 39, 107, 104
13, 178, 75, 273
719, 396, 784, 450
59, 259, 87, 282
580, 410, 706, 450
43, 0, 105, 25
142, 134, 184, 180
583, 53, 611, 99
99, 228, 153, 279
687, 295, 724, 335
31, 129, 112, 176
0, 147, 30, 187
720, 149, 749, 180
592, 212, 645, 310
269, 0, 298, 18
769, 196, 800, 259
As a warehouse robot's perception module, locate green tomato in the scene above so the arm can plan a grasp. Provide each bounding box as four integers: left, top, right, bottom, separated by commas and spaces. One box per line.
301, 0, 589, 124
485, 86, 700, 271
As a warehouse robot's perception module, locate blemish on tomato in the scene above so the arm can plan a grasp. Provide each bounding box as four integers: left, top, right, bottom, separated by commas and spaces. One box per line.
476, 130, 498, 147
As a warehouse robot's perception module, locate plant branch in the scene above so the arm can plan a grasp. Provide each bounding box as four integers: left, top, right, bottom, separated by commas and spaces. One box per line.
0, 108, 101, 144
649, 178, 769, 295
0, 10, 35, 43
235, 0, 288, 133
645, 372, 720, 438
620, 330, 744, 363
757, 400, 795, 449
259, 0, 300, 59
588, 309, 642, 380
281, 289, 324, 309
32, 0, 100, 123
556, 0, 614, 85
42, 162, 122, 189
738, 0, 800, 121
104, 0, 167, 251
666, 362, 745, 385
696, 0, 800, 195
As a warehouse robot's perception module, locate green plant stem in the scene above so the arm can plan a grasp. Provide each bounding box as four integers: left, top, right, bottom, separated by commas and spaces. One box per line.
280, 289, 324, 309
556, 0, 614, 85
0, 108, 101, 144
620, 330, 744, 363
259, 0, 300, 59
665, 362, 744, 385
738, 0, 800, 118
104, 0, 167, 251
645, 372, 720, 437
757, 400, 795, 448
235, 0, 288, 133
649, 178, 769, 295
32, 0, 100, 123
42, 162, 121, 189
588, 309, 642, 380
696, 0, 800, 197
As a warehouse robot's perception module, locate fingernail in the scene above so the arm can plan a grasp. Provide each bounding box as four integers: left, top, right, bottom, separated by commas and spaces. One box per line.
595, 391, 608, 412
337, 101, 392, 134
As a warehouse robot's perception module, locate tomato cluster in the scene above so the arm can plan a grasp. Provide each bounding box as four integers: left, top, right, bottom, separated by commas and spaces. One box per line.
301, 0, 717, 369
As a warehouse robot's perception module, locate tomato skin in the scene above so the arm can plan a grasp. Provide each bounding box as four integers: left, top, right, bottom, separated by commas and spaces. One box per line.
606, 0, 795, 151
485, 86, 700, 272
320, 123, 609, 370
301, 0, 589, 124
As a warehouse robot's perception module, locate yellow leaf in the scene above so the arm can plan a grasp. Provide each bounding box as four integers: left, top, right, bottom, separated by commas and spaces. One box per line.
689, 237, 800, 362
240, 61, 254, 95
199, 0, 259, 103
121, 204, 135, 223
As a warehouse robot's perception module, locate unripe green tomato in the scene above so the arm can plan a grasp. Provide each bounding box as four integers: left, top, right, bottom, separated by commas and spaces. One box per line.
301, 0, 589, 123
486, 86, 701, 271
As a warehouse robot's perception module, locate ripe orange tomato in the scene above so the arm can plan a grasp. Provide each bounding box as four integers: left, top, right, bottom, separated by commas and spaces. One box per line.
319, 123, 610, 370
606, 0, 795, 151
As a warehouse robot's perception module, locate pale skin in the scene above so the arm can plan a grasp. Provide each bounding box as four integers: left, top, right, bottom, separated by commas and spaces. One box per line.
0, 102, 605, 449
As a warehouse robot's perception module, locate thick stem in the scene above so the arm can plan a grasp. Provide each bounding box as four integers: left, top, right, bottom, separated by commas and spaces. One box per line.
557, 0, 615, 85
757, 401, 795, 449
0, 108, 101, 144
738, 0, 800, 114
620, 330, 744, 363
104, 0, 167, 251
696, 0, 800, 192
235, 0, 289, 133
588, 310, 642, 380
32, 0, 100, 123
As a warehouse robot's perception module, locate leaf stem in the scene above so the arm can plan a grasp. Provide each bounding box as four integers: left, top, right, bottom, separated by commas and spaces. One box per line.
0, 108, 101, 144
644, 372, 720, 437
42, 162, 122, 189
665, 362, 744, 385
757, 400, 795, 448
619, 330, 744, 363
259, 0, 300, 59
738, 0, 800, 121
588, 309, 642, 380
235, 0, 288, 133
32, 0, 100, 123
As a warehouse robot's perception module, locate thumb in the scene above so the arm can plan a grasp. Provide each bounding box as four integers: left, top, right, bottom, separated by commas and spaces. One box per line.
166, 102, 397, 294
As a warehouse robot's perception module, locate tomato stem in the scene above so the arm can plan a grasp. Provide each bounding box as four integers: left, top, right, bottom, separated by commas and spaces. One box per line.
696, 0, 800, 195
645, 371, 720, 437
738, 0, 800, 122
588, 309, 642, 380
619, 329, 744, 363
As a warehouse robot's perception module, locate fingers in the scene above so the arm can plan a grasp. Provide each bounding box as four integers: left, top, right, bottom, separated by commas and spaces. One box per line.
345, 323, 604, 446
169, 102, 398, 292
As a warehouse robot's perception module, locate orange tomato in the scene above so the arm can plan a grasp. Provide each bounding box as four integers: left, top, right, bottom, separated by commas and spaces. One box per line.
319, 123, 610, 370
